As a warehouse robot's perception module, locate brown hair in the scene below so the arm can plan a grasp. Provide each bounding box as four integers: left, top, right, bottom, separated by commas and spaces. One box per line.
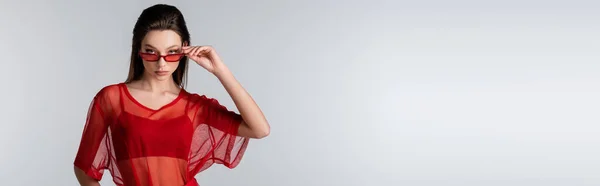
125, 4, 191, 88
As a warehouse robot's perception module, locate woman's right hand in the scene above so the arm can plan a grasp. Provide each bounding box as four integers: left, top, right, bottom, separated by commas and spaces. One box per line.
74, 166, 101, 186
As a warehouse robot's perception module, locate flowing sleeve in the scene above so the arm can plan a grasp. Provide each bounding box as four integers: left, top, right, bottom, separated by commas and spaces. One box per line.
188, 95, 249, 174
73, 94, 112, 181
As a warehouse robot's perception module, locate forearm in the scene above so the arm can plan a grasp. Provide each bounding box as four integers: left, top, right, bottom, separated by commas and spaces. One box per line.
74, 167, 101, 186
214, 67, 270, 138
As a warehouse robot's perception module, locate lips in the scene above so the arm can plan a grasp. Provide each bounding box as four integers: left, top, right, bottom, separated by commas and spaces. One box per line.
155, 71, 169, 76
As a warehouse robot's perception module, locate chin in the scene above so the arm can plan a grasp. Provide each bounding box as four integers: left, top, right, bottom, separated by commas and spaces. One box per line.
154, 75, 173, 81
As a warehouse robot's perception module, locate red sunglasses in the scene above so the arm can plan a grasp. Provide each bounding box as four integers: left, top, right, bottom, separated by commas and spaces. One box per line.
139, 52, 185, 62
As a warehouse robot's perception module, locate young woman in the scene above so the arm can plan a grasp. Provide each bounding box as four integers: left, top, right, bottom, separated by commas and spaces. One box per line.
73, 4, 270, 186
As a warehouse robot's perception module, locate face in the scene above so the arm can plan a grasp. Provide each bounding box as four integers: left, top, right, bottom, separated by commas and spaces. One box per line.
139, 30, 185, 81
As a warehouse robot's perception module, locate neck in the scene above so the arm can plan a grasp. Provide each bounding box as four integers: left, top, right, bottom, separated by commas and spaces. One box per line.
137, 75, 179, 93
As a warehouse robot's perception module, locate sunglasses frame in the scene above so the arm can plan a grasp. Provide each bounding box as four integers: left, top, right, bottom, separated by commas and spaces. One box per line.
139, 51, 185, 62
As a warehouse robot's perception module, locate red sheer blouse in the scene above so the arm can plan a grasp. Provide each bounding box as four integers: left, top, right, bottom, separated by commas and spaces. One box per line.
74, 83, 249, 186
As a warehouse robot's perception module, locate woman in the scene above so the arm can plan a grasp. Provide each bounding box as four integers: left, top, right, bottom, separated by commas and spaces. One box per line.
73, 4, 270, 186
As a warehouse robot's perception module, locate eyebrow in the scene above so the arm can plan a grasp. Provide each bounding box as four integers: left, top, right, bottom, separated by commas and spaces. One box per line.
143, 44, 181, 49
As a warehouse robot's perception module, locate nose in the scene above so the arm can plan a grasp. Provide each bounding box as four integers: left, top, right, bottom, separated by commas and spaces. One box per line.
157, 57, 167, 67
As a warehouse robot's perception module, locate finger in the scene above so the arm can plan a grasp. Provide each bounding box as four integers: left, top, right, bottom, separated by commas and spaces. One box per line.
198, 46, 212, 54
185, 46, 198, 55
191, 47, 203, 57
182, 46, 192, 54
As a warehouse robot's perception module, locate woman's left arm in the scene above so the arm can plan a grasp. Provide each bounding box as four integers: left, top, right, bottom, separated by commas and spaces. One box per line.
183, 45, 270, 139
215, 67, 270, 139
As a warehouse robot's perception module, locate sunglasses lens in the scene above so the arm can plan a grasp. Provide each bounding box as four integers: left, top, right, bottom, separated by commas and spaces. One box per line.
140, 53, 159, 61
164, 54, 183, 62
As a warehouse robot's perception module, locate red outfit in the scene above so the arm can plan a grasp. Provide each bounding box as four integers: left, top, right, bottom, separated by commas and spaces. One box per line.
74, 83, 249, 186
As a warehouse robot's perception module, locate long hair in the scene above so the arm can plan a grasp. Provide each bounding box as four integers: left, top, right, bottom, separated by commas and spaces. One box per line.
125, 4, 191, 88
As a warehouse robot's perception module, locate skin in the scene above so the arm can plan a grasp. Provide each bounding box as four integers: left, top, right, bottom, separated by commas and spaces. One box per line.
74, 30, 270, 185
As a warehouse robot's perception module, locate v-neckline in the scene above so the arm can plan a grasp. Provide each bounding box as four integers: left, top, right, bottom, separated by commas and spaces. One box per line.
120, 82, 185, 112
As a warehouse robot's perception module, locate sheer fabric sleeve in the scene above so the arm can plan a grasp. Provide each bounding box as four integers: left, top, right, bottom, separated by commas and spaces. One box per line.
203, 97, 250, 167
73, 94, 112, 181
188, 95, 249, 175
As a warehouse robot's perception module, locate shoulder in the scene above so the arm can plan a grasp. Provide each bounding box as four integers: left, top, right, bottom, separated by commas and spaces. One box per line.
183, 91, 222, 108
95, 83, 122, 97
91, 83, 124, 104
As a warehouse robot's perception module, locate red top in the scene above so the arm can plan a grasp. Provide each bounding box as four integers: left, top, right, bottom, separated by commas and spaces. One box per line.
74, 83, 249, 186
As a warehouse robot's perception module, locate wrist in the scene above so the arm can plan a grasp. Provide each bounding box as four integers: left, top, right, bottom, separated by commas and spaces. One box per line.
213, 66, 232, 79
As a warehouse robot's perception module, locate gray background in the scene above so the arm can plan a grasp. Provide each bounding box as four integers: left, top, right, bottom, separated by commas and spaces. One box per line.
1, 0, 599, 185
